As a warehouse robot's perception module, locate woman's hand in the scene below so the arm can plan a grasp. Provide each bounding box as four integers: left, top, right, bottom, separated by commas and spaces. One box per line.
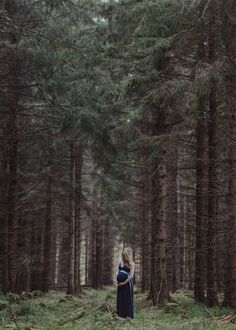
117, 281, 126, 286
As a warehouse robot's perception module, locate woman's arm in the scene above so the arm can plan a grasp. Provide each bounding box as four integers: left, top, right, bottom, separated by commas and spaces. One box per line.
126, 261, 135, 282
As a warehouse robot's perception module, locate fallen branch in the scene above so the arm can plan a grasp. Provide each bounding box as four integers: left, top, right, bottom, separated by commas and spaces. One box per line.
96, 302, 112, 313
205, 308, 236, 326
213, 313, 236, 324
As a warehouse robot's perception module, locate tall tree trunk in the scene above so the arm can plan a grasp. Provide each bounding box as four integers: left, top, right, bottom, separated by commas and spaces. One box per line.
74, 142, 83, 295
157, 144, 169, 304
0, 144, 9, 293
141, 154, 151, 292
206, 10, 219, 307
223, 1, 236, 309
4, 0, 20, 293
94, 189, 103, 289
7, 97, 18, 293
16, 201, 31, 292
101, 216, 113, 286
150, 109, 169, 306
85, 231, 88, 285
150, 157, 159, 304
167, 145, 179, 292
42, 147, 54, 292
194, 103, 206, 303
67, 143, 75, 294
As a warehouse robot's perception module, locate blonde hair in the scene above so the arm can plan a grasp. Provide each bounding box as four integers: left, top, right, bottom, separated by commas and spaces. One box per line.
121, 247, 133, 266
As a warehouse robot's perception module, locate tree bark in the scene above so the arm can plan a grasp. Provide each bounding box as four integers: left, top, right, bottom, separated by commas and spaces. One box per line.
157, 145, 169, 304
150, 109, 169, 306
206, 10, 219, 307
194, 104, 206, 303
141, 153, 151, 292
67, 142, 75, 294
74, 142, 83, 295
42, 147, 54, 292
223, 1, 236, 308
5, 0, 20, 292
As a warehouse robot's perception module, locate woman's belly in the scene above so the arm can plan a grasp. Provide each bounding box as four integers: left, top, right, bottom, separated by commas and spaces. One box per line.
117, 270, 129, 283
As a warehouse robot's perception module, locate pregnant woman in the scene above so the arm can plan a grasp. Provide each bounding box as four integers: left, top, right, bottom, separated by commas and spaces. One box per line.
116, 247, 135, 319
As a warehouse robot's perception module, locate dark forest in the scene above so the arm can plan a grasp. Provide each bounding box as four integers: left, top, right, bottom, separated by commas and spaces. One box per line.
1, 1, 236, 329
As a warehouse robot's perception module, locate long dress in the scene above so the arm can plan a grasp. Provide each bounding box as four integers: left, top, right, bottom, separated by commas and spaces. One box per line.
116, 263, 134, 318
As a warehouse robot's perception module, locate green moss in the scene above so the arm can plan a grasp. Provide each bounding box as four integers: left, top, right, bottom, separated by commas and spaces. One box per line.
0, 289, 235, 330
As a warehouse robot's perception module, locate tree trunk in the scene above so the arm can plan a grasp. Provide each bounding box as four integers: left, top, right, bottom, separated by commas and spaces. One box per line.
101, 216, 113, 286
223, 1, 236, 308
42, 147, 54, 292
206, 11, 219, 307
150, 157, 159, 304
157, 145, 169, 305
67, 143, 75, 294
167, 145, 179, 292
150, 109, 169, 306
141, 154, 151, 292
0, 145, 9, 293
4, 0, 20, 294
194, 103, 206, 303
74, 142, 83, 295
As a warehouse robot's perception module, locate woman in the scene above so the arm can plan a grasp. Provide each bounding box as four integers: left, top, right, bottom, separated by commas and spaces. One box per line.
116, 247, 135, 319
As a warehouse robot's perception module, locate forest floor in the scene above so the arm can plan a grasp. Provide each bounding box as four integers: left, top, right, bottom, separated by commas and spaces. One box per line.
0, 287, 236, 330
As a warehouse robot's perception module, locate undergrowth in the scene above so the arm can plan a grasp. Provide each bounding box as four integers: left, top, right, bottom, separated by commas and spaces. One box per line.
0, 288, 235, 329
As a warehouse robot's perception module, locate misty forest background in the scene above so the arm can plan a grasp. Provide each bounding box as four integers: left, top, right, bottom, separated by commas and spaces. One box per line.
1, 0, 236, 323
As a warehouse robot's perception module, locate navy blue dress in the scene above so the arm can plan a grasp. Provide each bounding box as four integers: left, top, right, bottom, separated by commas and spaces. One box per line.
116, 263, 134, 319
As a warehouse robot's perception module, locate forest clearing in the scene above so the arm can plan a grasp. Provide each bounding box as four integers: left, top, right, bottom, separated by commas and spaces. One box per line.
1, 0, 236, 329
0, 287, 236, 330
